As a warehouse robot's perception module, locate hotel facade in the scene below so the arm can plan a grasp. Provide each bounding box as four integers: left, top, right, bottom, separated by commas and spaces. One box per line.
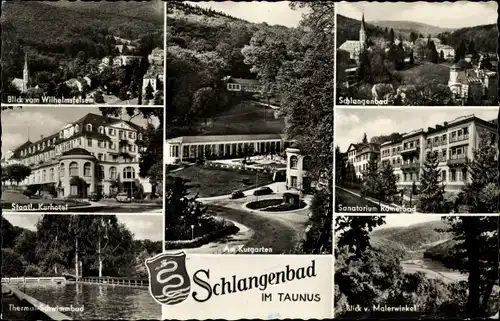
347, 114, 497, 193
3, 113, 153, 198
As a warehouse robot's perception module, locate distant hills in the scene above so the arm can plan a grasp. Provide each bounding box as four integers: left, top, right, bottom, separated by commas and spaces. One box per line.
371, 20, 454, 37
337, 14, 497, 53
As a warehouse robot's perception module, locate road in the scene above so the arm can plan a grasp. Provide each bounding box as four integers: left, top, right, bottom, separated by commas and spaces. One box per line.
196, 182, 311, 254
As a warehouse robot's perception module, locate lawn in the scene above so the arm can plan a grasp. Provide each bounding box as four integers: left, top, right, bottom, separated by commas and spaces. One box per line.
394, 63, 450, 86
201, 101, 285, 135
167, 165, 274, 197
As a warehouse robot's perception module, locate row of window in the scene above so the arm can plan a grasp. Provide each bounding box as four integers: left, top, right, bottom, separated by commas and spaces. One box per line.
174, 141, 285, 158
19, 128, 142, 157
26, 164, 136, 184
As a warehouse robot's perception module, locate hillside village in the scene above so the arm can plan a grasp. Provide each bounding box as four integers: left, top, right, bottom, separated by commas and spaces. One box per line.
336, 13, 498, 106
1, 1, 164, 105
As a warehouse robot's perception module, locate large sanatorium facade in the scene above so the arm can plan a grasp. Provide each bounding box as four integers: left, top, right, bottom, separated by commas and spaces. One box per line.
2, 113, 153, 198
345, 114, 497, 193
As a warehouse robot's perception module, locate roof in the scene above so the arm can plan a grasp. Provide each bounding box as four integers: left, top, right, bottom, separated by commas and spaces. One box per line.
11, 78, 24, 91
339, 41, 361, 52
166, 134, 287, 144
229, 78, 261, 86
11, 113, 143, 159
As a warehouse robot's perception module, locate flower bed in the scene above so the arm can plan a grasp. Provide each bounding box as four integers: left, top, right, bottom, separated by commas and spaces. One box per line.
165, 217, 239, 250
246, 199, 283, 210
262, 200, 307, 212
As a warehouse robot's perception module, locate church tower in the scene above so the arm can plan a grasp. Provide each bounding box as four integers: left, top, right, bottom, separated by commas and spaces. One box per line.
359, 12, 366, 51
22, 53, 29, 93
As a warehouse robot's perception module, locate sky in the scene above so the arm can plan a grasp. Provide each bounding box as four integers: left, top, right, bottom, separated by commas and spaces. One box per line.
335, 108, 498, 152
337, 1, 498, 29
1, 107, 161, 156
184, 1, 307, 27
3, 214, 163, 241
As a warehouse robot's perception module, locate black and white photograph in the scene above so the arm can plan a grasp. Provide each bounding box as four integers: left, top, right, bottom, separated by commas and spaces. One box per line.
166, 1, 333, 255
1, 0, 164, 105
335, 108, 499, 214
1, 106, 163, 213
336, 1, 498, 106
1, 213, 163, 320
334, 215, 499, 319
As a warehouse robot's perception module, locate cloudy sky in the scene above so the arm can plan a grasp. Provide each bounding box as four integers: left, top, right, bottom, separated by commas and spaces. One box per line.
184, 1, 307, 27
335, 108, 498, 152
1, 107, 160, 156
3, 214, 163, 241
337, 1, 498, 28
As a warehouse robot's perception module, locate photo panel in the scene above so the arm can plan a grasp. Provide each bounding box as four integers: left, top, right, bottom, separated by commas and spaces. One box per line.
334, 107, 499, 214
1, 213, 163, 320
335, 1, 498, 106
1, 0, 165, 106
166, 1, 333, 255
334, 214, 499, 319
1, 106, 164, 214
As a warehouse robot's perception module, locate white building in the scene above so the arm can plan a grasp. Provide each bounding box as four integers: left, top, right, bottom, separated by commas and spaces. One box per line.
285, 146, 312, 192
7, 113, 155, 198
338, 13, 367, 62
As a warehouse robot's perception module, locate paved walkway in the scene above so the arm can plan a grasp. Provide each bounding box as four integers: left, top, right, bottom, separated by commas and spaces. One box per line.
165, 219, 254, 255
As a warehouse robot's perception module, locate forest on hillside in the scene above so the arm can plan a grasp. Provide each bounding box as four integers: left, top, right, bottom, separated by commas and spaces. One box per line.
436, 24, 497, 53
335, 216, 499, 319
1, 1, 163, 103
1, 216, 162, 278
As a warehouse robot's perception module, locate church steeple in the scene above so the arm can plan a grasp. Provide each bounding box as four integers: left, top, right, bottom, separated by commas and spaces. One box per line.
22, 52, 29, 93
359, 11, 367, 51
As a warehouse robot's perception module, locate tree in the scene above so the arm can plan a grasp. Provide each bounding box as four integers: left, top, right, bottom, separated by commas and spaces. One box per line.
409, 32, 418, 43
191, 87, 216, 126
455, 130, 499, 213
362, 133, 368, 144
454, 40, 467, 63
389, 28, 395, 44
14, 230, 37, 264
443, 216, 498, 318
418, 151, 447, 213
144, 80, 154, 101
379, 162, 398, 203
5, 164, 31, 185
94, 90, 105, 103
360, 158, 381, 203
357, 51, 372, 83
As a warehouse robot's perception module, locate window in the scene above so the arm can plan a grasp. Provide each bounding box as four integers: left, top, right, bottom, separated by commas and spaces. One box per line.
59, 163, 65, 178
87, 138, 92, 147
110, 142, 115, 150
75, 124, 79, 132
42, 170, 46, 182
290, 156, 298, 169
84, 162, 91, 177
119, 130, 124, 139
291, 176, 297, 188
98, 165, 105, 179
450, 169, 456, 182
461, 168, 467, 181
441, 170, 446, 182
53, 138, 56, 144
98, 140, 105, 148
86, 124, 92, 131
50, 168, 54, 181
69, 162, 78, 176
98, 126, 104, 134
128, 132, 134, 139
138, 133, 142, 140
109, 166, 117, 180
98, 153, 103, 161
108, 128, 115, 136
59, 132, 63, 139
123, 166, 135, 179
441, 150, 446, 161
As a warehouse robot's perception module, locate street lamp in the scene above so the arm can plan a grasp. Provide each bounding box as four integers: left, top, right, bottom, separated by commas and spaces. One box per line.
191, 225, 195, 240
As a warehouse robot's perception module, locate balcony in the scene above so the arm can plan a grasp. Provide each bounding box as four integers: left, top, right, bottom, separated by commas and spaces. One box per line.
447, 156, 468, 167
400, 163, 420, 170
449, 135, 469, 143
400, 146, 419, 155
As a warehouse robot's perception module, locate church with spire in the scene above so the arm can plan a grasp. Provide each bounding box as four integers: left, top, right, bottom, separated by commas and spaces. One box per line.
338, 12, 368, 62
10, 53, 31, 93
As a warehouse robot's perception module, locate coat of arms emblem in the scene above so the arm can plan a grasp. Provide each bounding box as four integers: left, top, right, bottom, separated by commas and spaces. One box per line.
145, 252, 191, 305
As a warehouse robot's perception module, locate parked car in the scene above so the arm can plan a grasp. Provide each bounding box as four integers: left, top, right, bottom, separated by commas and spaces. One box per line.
115, 192, 131, 203
230, 190, 245, 199
253, 187, 273, 196
89, 192, 102, 202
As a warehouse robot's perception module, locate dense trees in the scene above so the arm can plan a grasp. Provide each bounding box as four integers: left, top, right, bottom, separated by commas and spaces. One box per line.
417, 150, 448, 213
2, 215, 160, 278
1, 164, 32, 186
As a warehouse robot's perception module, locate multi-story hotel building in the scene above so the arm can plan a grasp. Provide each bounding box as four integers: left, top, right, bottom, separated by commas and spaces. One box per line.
165, 134, 292, 164
3, 113, 153, 198
379, 114, 496, 192
346, 142, 381, 179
